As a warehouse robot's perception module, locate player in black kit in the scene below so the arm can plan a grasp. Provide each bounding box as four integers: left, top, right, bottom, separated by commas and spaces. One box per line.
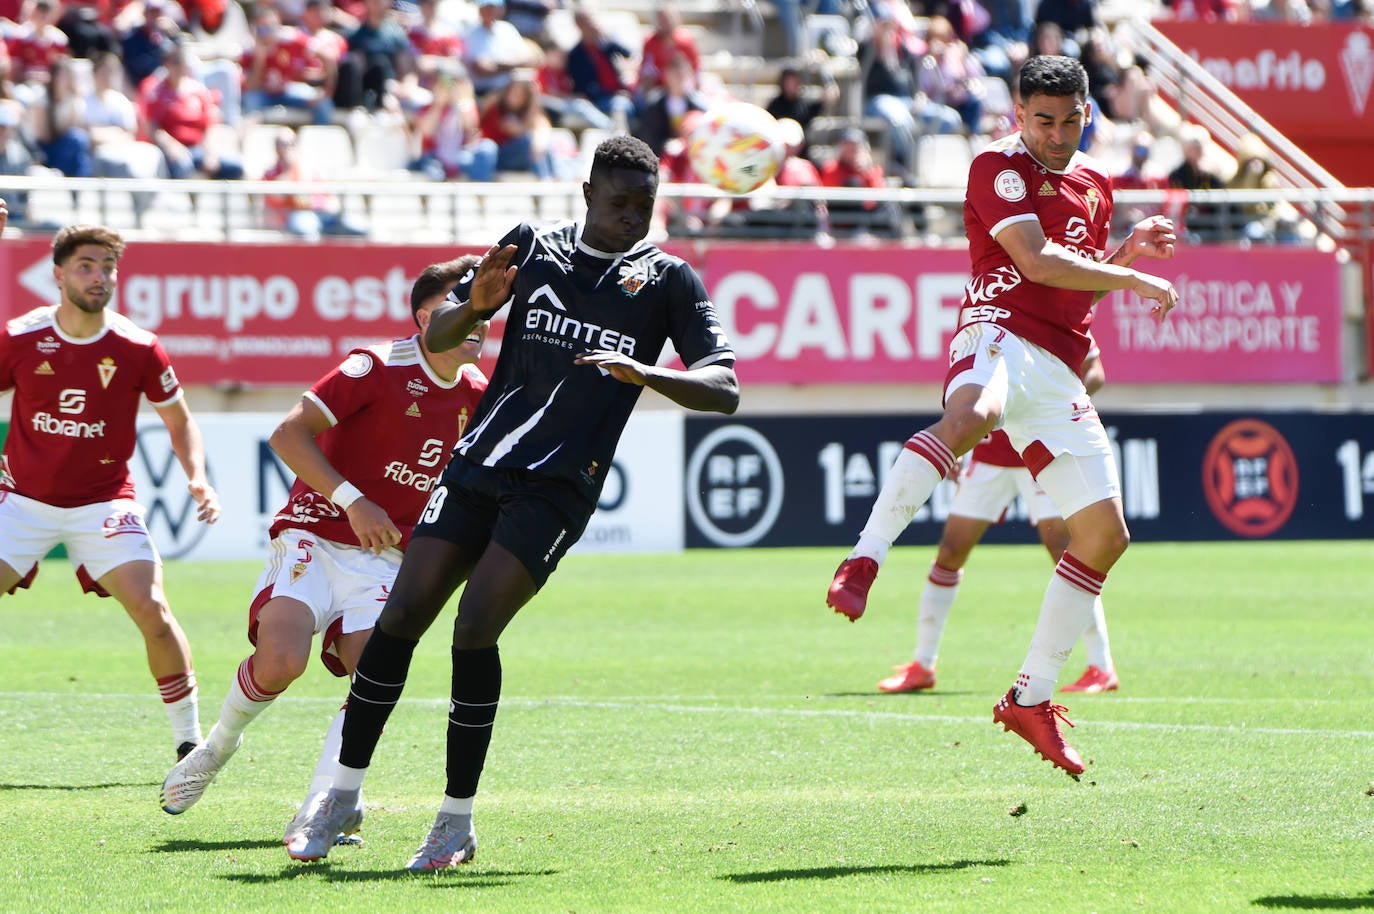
286, 135, 740, 868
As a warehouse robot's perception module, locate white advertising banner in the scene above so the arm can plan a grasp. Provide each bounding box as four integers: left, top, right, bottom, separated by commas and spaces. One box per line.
129, 411, 685, 561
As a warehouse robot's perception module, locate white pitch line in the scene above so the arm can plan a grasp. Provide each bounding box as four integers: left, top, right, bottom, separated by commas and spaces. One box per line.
4, 692, 1370, 739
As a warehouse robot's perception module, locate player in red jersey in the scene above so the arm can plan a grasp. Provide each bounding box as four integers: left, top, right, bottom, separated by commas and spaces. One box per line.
160, 256, 489, 836
877, 346, 1119, 696
0, 195, 7, 233
827, 56, 1178, 776
0, 224, 220, 760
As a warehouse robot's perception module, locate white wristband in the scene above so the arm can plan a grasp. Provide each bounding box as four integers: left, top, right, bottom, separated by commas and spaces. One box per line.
331, 481, 364, 510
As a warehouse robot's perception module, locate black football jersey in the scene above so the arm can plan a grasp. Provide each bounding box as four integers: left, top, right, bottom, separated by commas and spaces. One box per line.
451, 221, 735, 504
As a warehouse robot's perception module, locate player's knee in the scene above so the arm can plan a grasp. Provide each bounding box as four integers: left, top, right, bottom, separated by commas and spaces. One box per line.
452, 616, 498, 650
125, 594, 177, 638
251, 648, 308, 691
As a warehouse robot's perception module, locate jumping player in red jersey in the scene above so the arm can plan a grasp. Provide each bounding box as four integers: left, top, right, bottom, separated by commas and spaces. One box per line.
286, 135, 739, 869
0, 224, 220, 761
827, 56, 1178, 777
877, 346, 1119, 696
160, 256, 490, 841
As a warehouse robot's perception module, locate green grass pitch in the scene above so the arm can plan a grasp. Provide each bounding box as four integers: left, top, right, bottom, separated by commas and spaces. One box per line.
0, 542, 1370, 913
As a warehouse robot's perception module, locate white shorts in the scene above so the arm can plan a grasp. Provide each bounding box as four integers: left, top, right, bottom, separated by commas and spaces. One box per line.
950, 459, 1060, 525
945, 323, 1120, 518
248, 529, 401, 677
0, 490, 159, 597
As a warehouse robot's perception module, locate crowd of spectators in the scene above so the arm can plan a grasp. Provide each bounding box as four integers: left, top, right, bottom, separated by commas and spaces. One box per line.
0, 0, 1362, 238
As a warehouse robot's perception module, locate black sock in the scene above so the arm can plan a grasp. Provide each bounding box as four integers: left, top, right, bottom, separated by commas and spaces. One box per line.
445, 646, 502, 799
340, 626, 418, 770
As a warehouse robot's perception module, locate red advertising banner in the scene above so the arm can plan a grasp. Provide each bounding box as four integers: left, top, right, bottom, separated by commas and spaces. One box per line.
698, 243, 1344, 385
1152, 20, 1374, 186
0, 239, 1344, 385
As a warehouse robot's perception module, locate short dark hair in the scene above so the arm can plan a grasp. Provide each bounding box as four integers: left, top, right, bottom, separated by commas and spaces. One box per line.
52, 224, 125, 265
590, 135, 659, 182
410, 254, 480, 325
1018, 55, 1089, 103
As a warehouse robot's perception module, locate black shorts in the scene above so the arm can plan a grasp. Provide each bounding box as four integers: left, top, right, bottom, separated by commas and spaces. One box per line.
416, 456, 593, 589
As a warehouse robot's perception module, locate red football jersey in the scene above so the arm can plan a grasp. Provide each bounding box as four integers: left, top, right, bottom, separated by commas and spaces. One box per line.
268, 336, 488, 551
240, 28, 316, 94
961, 134, 1114, 370
0, 306, 182, 508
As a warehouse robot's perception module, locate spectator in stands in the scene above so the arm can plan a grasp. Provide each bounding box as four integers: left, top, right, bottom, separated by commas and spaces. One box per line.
137, 42, 243, 179
767, 116, 826, 238
944, 0, 1014, 82
534, 37, 613, 129
8, 0, 69, 86
409, 62, 498, 181
1114, 129, 1164, 191
1168, 123, 1224, 239
345, 0, 413, 112
263, 127, 368, 240
479, 69, 562, 179
1033, 0, 1095, 57
34, 55, 92, 176
408, 0, 463, 71
83, 48, 165, 217
298, 0, 348, 110
566, 8, 636, 130
820, 126, 900, 237
636, 51, 706, 157
1162, 0, 1246, 20
655, 107, 728, 238
56, 0, 120, 59
920, 15, 987, 135
637, 1, 697, 99
242, 3, 335, 125
858, 5, 961, 184
1226, 131, 1281, 241
462, 0, 529, 101
504, 0, 561, 43
119, 0, 182, 88
764, 64, 839, 162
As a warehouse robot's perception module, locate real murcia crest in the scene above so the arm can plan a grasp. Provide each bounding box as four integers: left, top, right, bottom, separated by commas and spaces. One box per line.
97, 356, 117, 389
1084, 187, 1100, 220
1341, 32, 1372, 116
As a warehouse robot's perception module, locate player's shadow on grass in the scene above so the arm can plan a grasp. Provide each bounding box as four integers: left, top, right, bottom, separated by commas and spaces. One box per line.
720, 858, 1010, 883
1253, 890, 1374, 910
156, 838, 284, 853
222, 866, 560, 888
0, 781, 150, 791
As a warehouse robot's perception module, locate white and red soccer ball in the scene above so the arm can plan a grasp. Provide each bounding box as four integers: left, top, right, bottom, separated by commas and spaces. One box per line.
686, 102, 785, 194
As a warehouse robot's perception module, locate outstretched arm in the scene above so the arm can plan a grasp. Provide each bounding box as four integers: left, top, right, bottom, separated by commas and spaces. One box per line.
154, 398, 221, 524
573, 352, 740, 414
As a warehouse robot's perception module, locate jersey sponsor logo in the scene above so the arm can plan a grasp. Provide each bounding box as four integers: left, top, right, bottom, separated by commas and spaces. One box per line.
994, 169, 1027, 202
159, 366, 178, 394
1063, 216, 1090, 245
405, 402, 422, 418
1201, 418, 1298, 538
685, 424, 784, 548
542, 526, 567, 563
32, 411, 107, 438
58, 388, 86, 414
1038, 180, 1056, 197
959, 303, 1014, 325
406, 378, 429, 398
417, 437, 445, 468
36, 336, 61, 355
524, 301, 639, 355
383, 459, 441, 492
1069, 400, 1096, 421
339, 353, 372, 378
97, 357, 117, 389
964, 266, 1022, 307
33, 360, 53, 375
102, 511, 148, 538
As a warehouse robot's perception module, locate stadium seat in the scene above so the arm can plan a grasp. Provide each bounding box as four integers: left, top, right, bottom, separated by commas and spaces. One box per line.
241, 123, 285, 179
353, 122, 414, 178
916, 134, 974, 188
296, 125, 355, 179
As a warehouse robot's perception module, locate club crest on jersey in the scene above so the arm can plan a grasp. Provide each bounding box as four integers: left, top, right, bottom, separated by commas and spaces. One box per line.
1085, 187, 1100, 220
617, 261, 651, 296
1038, 180, 1056, 197
290, 561, 308, 583
97, 357, 117, 389
458, 407, 469, 437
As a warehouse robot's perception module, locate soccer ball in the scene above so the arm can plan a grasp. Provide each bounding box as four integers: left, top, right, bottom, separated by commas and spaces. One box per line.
687, 102, 785, 194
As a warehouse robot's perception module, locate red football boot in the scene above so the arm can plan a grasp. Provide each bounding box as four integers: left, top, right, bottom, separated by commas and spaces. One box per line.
827, 557, 878, 621
1060, 665, 1119, 694
877, 660, 937, 693
992, 688, 1085, 777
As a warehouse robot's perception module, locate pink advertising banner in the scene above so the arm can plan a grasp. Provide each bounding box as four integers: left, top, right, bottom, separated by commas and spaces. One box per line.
0, 239, 1345, 385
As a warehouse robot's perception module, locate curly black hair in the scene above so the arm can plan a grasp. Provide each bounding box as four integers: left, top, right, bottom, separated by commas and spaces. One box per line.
1018, 54, 1089, 102
590, 135, 659, 181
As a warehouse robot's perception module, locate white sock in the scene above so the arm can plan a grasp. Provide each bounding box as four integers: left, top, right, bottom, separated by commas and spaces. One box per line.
851, 431, 957, 564
1080, 595, 1114, 670
914, 563, 962, 668
439, 795, 475, 817
305, 706, 347, 799
209, 656, 280, 754
332, 764, 367, 793
1015, 554, 1106, 705
158, 671, 202, 747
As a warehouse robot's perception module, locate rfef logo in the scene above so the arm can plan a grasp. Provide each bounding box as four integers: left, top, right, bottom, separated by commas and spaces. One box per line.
1201, 418, 1298, 537
685, 425, 783, 547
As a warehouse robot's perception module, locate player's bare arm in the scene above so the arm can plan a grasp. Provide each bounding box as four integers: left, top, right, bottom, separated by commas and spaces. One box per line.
1104, 215, 1176, 268
269, 399, 400, 553
427, 243, 517, 353
154, 398, 221, 524
574, 352, 739, 414
996, 219, 1179, 319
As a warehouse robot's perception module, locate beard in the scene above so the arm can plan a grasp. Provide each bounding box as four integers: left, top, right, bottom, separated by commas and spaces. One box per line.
65, 281, 112, 313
